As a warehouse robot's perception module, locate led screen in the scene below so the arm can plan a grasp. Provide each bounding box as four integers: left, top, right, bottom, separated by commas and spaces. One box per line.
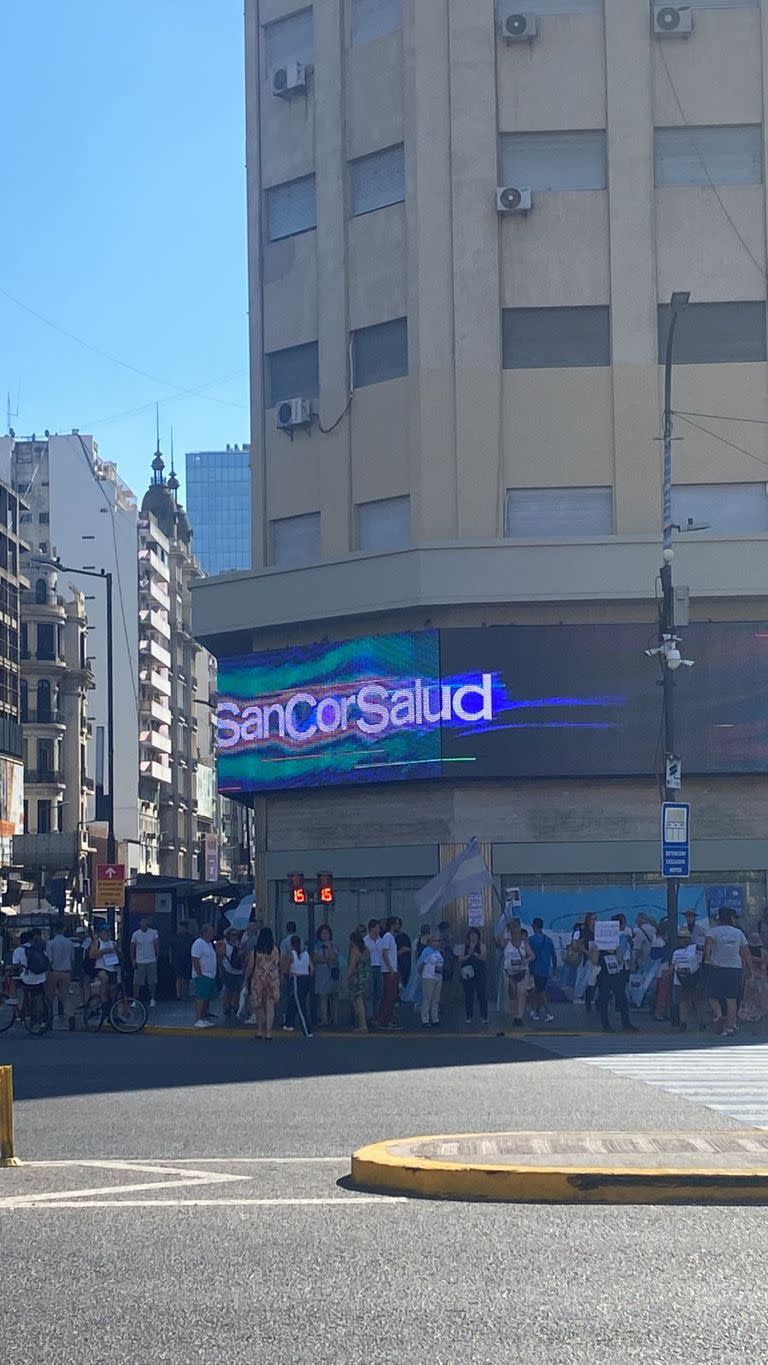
216, 623, 768, 793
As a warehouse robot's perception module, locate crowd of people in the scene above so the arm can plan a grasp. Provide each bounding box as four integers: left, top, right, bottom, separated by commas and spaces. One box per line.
5, 901, 768, 1042
3, 916, 158, 1024
187, 915, 477, 1036
564, 904, 766, 1037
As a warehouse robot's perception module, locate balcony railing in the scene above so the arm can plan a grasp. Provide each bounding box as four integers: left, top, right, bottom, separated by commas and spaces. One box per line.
25, 769, 65, 785
22, 708, 66, 725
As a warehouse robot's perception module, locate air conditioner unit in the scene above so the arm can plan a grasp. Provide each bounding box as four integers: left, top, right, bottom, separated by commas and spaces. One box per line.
276, 398, 312, 432
653, 5, 693, 37
497, 186, 533, 215
272, 62, 308, 98
501, 12, 538, 43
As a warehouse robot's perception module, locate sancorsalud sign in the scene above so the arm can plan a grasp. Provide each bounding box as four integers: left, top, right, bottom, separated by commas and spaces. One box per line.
217, 674, 494, 748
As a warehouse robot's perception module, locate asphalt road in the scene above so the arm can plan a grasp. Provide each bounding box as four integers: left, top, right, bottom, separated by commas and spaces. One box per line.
2, 1029, 767, 1363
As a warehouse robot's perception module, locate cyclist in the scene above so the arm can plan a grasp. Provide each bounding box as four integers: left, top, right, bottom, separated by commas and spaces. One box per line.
89, 923, 121, 1004
12, 929, 50, 1017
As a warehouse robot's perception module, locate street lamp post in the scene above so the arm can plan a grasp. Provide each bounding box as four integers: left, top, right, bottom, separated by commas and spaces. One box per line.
31, 557, 115, 865
658, 291, 691, 956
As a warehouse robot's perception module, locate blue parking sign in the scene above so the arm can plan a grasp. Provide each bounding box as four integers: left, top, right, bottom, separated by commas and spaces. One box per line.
661, 802, 691, 878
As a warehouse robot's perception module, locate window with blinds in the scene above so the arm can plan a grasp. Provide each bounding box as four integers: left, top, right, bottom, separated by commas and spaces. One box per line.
503, 1, 602, 12
655, 126, 763, 187
690, 1, 759, 9
502, 307, 611, 368
265, 175, 317, 241
272, 513, 322, 569
267, 342, 320, 407
357, 496, 411, 551
500, 131, 607, 192
352, 318, 408, 387
658, 302, 767, 364
351, 0, 402, 44
505, 488, 614, 538
672, 484, 768, 534
265, 8, 314, 68
349, 144, 405, 216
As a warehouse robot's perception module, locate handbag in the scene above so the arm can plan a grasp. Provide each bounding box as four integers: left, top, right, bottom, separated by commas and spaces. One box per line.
564, 940, 582, 968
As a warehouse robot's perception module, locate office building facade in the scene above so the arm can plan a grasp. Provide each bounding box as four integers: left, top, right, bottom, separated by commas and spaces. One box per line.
185, 447, 253, 577
193, 0, 768, 940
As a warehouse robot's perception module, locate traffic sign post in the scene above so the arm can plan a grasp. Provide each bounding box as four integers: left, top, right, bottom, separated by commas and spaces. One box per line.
661, 803, 690, 879
95, 863, 126, 909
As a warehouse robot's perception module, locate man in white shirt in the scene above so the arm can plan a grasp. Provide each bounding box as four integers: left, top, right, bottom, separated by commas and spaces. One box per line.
191, 923, 218, 1028
376, 917, 402, 1029
46, 921, 75, 1030
704, 907, 751, 1037
364, 920, 384, 1019
131, 916, 160, 1007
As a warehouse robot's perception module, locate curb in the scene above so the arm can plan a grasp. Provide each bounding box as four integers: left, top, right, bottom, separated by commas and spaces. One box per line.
142, 1026, 617, 1041
350, 1132, 768, 1205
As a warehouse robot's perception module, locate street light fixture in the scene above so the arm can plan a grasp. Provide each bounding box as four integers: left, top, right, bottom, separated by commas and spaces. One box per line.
30, 555, 115, 866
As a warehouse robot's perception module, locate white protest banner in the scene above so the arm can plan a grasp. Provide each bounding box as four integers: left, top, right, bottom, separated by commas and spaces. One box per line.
468, 891, 484, 928
594, 920, 621, 952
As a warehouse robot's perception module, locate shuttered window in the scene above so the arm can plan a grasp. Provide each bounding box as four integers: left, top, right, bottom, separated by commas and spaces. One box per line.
658, 302, 767, 364
655, 126, 763, 187
351, 0, 402, 44
505, 488, 614, 538
357, 497, 411, 551
349, 144, 405, 216
353, 318, 409, 387
672, 484, 768, 534
265, 175, 317, 241
500, 131, 606, 192
503, 307, 611, 368
272, 513, 322, 569
265, 8, 314, 68
503, 1, 602, 12
267, 342, 319, 407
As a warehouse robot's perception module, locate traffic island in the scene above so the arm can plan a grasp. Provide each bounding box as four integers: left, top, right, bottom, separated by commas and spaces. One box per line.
350, 1130, 768, 1205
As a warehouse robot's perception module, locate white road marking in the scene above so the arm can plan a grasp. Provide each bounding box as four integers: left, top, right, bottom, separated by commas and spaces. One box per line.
583, 1043, 768, 1128
0, 1160, 247, 1209
25, 1156, 347, 1166
3, 1196, 402, 1209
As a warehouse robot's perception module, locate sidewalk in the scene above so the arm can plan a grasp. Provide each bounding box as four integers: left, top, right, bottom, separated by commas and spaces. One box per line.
144, 997, 710, 1039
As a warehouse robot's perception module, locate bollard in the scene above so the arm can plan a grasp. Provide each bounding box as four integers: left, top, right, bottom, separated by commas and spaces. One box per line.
0, 1064, 20, 1166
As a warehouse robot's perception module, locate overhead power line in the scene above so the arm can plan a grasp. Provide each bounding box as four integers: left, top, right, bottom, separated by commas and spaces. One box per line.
0, 281, 245, 410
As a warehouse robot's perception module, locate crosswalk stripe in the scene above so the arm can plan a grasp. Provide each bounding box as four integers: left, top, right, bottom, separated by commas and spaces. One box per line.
583, 1045, 768, 1127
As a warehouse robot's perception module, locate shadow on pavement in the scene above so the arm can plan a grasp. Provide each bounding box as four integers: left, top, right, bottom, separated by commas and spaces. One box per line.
3, 1019, 768, 1104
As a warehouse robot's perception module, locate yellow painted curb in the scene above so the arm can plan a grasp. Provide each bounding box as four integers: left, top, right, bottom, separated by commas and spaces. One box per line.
143, 1026, 612, 1041
350, 1132, 768, 1205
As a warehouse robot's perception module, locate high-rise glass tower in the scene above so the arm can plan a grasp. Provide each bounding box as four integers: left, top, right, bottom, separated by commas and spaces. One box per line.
185, 447, 252, 577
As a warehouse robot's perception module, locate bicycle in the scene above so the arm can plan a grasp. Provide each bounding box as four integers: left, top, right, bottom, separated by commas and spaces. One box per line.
83, 977, 148, 1035
0, 977, 53, 1037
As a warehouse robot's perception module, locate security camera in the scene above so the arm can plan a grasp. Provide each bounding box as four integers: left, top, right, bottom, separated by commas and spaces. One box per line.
666, 646, 683, 671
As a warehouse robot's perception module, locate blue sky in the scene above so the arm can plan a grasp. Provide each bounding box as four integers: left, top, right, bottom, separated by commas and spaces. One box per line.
0, 0, 249, 502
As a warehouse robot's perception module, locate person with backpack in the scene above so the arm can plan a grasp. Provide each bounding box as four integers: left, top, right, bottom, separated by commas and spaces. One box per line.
221, 928, 245, 1022
12, 929, 50, 996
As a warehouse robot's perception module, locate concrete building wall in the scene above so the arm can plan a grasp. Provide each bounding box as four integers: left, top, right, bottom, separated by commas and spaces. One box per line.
44, 436, 140, 856
241, 0, 768, 604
